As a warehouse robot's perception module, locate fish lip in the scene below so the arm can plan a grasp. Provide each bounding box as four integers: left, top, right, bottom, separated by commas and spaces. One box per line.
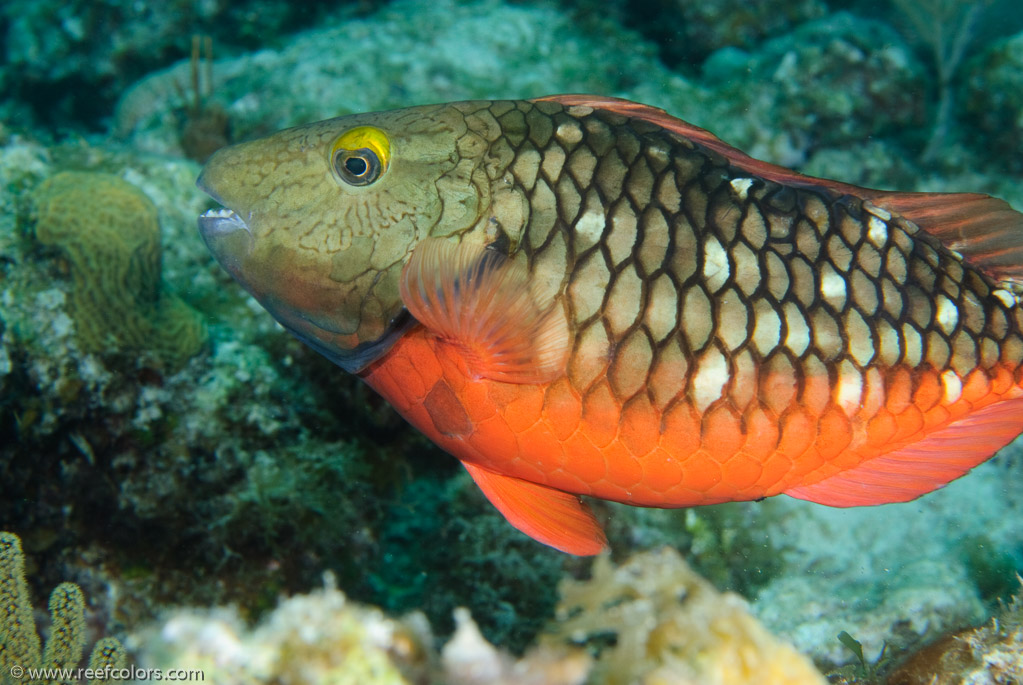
197, 205, 254, 267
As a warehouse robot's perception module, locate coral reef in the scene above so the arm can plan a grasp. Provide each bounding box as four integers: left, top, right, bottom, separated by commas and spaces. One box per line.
1, 1, 1023, 680
113, 0, 695, 159
544, 547, 826, 685
0, 0, 350, 131
705, 12, 927, 166
965, 28, 1023, 172
595, 0, 828, 66
826, 580, 1023, 684
441, 608, 591, 685
131, 549, 828, 684
130, 572, 432, 685
0, 532, 127, 685
31, 170, 207, 367
751, 444, 1023, 669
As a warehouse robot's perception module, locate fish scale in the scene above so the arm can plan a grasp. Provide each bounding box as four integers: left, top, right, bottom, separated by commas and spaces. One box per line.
197, 95, 1023, 554
433, 100, 1023, 497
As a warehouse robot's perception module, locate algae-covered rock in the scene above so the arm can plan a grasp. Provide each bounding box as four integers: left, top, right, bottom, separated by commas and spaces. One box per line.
544, 547, 826, 685
113, 0, 698, 159
31, 171, 206, 367
609, 0, 827, 66
965, 29, 1023, 172
706, 12, 927, 167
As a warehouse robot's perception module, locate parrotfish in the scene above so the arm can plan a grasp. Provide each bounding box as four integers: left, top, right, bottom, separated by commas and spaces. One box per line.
198, 95, 1023, 555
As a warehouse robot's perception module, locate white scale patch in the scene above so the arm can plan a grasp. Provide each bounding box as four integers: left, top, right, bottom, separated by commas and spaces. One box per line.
691, 347, 729, 411
994, 289, 1018, 308
867, 216, 888, 247
820, 268, 847, 301
864, 202, 892, 221
835, 360, 863, 417
935, 295, 959, 334
941, 370, 963, 404
729, 177, 754, 201
752, 305, 781, 355
784, 303, 810, 356
575, 210, 605, 247
703, 237, 730, 292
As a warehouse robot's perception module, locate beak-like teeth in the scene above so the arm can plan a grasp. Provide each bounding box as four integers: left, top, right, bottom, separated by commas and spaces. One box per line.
199, 207, 251, 234
201, 207, 240, 219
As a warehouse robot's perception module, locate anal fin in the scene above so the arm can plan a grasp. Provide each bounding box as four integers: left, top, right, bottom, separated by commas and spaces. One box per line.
786, 397, 1023, 507
462, 461, 607, 555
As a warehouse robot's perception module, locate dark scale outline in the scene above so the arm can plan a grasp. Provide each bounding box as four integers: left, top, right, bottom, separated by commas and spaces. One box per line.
465, 100, 1023, 459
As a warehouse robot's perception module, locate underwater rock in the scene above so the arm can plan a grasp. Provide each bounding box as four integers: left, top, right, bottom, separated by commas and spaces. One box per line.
706, 12, 927, 167
965, 28, 1023, 173
0, 0, 346, 131
31, 170, 207, 367
610, 0, 827, 66
885, 582, 1023, 684
543, 547, 826, 685
751, 449, 1023, 669
113, 0, 696, 158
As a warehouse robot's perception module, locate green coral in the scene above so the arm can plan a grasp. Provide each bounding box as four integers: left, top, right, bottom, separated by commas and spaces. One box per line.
0, 532, 127, 685
31, 171, 206, 367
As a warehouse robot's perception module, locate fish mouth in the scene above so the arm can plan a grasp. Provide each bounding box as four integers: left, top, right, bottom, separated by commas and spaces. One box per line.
197, 206, 254, 272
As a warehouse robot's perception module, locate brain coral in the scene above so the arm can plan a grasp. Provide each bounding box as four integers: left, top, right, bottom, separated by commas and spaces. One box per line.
32, 171, 207, 366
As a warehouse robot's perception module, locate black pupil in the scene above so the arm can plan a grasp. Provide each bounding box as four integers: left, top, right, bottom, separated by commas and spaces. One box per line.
345, 155, 368, 176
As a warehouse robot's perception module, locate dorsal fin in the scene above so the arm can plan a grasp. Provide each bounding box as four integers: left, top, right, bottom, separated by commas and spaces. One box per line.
533, 94, 1023, 284
870, 192, 1023, 284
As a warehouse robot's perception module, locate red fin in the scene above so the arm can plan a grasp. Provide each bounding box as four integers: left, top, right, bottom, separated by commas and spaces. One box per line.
872, 192, 1023, 284
532, 94, 871, 197
785, 397, 1023, 507
400, 238, 569, 384
535, 95, 1023, 284
463, 461, 607, 555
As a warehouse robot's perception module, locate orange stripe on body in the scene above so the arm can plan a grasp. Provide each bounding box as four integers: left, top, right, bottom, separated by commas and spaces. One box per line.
361, 327, 1023, 507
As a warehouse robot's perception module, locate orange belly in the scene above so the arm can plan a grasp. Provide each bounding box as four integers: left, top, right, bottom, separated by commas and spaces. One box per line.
360, 327, 1023, 507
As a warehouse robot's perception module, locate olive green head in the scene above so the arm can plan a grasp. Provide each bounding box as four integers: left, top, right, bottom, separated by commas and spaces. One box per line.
197, 103, 489, 371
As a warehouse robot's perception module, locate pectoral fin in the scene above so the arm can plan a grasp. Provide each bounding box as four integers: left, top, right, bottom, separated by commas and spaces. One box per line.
399, 238, 569, 384
462, 461, 607, 555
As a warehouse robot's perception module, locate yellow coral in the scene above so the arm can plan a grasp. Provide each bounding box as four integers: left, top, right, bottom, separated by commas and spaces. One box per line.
32, 171, 207, 367
544, 547, 826, 685
0, 532, 127, 685
0, 532, 42, 677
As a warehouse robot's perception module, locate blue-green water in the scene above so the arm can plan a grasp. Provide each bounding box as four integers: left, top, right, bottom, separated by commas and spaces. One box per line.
1, 1, 1022, 682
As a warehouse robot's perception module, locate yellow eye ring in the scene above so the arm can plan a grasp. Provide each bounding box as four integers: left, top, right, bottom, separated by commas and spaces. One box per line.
330, 126, 390, 186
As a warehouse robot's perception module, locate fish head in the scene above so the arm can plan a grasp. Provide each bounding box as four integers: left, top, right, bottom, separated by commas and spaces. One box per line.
197, 104, 489, 371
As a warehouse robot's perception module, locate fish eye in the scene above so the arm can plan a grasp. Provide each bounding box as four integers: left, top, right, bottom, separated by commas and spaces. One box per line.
329, 126, 390, 187
334, 148, 380, 185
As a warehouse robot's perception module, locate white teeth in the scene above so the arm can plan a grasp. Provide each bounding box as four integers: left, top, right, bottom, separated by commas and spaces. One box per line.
201, 207, 239, 219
